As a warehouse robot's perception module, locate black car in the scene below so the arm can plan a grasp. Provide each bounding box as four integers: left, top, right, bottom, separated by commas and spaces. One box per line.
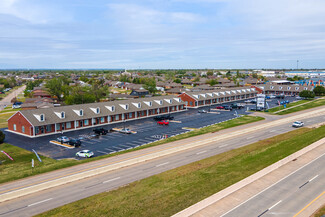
154, 115, 174, 121
223, 105, 233, 111
93, 128, 109, 135
68, 138, 81, 147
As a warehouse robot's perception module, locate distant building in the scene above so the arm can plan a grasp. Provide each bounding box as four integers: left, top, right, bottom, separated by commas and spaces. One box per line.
129, 89, 149, 97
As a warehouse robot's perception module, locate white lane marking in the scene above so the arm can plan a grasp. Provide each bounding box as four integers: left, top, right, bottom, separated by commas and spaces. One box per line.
220, 151, 325, 217
246, 136, 254, 140
196, 150, 207, 155
309, 174, 319, 182
269, 130, 276, 132
156, 162, 169, 167
28, 198, 53, 207
219, 144, 228, 148
103, 177, 121, 184
269, 200, 282, 210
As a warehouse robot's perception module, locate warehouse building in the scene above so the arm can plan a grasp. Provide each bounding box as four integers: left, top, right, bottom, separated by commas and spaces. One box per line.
7, 96, 186, 137
178, 87, 258, 107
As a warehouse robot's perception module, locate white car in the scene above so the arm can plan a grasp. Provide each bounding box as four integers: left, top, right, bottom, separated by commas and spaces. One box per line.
76, 150, 94, 158
292, 121, 304, 128
57, 136, 70, 143
120, 128, 132, 134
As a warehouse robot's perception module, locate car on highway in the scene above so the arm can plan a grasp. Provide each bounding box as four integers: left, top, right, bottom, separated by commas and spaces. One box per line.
68, 138, 81, 147
120, 128, 132, 134
198, 109, 208, 113
216, 105, 224, 109
157, 120, 169, 125
93, 128, 109, 135
57, 136, 70, 143
292, 121, 304, 128
76, 150, 94, 158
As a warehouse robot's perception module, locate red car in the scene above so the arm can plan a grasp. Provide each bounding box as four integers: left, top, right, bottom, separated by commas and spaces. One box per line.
157, 120, 169, 125
216, 106, 224, 109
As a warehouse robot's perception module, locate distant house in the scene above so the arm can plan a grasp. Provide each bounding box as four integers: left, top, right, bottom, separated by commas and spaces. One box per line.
32, 89, 52, 98
165, 88, 186, 95
129, 89, 149, 97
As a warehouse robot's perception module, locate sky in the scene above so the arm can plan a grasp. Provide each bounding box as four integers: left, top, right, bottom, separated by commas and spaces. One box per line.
0, 0, 325, 69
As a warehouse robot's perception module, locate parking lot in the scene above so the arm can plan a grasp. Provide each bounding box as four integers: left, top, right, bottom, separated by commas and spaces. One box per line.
4, 96, 301, 160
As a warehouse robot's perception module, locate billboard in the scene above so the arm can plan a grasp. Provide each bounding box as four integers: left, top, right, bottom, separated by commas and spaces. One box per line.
256, 94, 266, 108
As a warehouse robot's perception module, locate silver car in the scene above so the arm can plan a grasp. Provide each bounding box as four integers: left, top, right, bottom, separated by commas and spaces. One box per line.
292, 121, 304, 128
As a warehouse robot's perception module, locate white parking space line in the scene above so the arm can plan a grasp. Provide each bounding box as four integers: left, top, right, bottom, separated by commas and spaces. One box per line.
104, 148, 115, 152
132, 141, 145, 144
82, 141, 96, 145
97, 150, 108, 154
309, 174, 319, 182
28, 198, 53, 207
103, 177, 121, 184
119, 144, 131, 148
196, 150, 207, 155
156, 162, 169, 167
269, 200, 282, 210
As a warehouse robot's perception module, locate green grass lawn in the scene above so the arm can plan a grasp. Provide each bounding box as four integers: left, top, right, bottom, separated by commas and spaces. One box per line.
0, 107, 21, 114
0, 112, 16, 128
274, 98, 325, 115
266, 99, 310, 113
37, 125, 325, 217
0, 115, 263, 184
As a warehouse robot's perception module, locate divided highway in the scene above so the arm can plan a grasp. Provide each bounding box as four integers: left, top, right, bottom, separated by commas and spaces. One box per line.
1, 107, 325, 216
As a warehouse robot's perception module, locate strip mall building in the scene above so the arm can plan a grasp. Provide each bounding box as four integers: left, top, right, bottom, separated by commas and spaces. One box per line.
8, 87, 258, 137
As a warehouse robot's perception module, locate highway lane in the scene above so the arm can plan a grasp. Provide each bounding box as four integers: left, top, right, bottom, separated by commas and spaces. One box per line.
0, 113, 324, 216
222, 149, 325, 217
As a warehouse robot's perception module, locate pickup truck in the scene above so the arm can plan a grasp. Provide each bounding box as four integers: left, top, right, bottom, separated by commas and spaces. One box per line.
231, 103, 245, 109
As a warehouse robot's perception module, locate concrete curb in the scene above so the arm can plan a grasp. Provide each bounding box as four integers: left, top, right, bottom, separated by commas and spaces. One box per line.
1, 107, 325, 203
172, 137, 325, 217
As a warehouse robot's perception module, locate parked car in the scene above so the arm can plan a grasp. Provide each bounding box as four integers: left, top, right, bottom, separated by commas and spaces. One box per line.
68, 138, 81, 147
223, 105, 233, 111
120, 128, 132, 134
245, 99, 256, 104
93, 128, 109, 135
57, 136, 70, 143
280, 100, 290, 105
250, 107, 264, 111
198, 109, 208, 113
296, 96, 303, 100
216, 105, 224, 109
154, 115, 174, 121
231, 103, 244, 109
292, 121, 304, 128
76, 150, 94, 158
157, 120, 169, 125
276, 94, 285, 99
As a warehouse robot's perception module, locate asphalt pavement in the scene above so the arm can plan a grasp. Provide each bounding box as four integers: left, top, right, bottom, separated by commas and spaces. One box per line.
3, 96, 299, 159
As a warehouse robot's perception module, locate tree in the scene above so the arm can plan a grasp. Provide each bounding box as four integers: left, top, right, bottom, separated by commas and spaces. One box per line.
207, 71, 213, 77
173, 78, 181, 84
165, 71, 175, 81
313, 86, 325, 96
45, 78, 69, 101
299, 90, 315, 99
207, 79, 218, 86
143, 78, 157, 94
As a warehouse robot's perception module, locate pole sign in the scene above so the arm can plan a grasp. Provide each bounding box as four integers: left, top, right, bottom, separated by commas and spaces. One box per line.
32, 159, 34, 168
256, 94, 266, 108
32, 149, 42, 162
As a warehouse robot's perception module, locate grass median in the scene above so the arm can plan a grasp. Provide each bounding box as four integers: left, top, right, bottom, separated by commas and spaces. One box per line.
0, 115, 263, 184
267, 98, 325, 115
38, 125, 325, 217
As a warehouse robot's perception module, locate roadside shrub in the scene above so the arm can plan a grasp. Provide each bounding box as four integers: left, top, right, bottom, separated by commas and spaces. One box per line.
0, 131, 5, 144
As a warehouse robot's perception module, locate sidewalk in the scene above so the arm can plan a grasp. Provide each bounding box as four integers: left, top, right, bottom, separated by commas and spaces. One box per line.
0, 85, 26, 111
